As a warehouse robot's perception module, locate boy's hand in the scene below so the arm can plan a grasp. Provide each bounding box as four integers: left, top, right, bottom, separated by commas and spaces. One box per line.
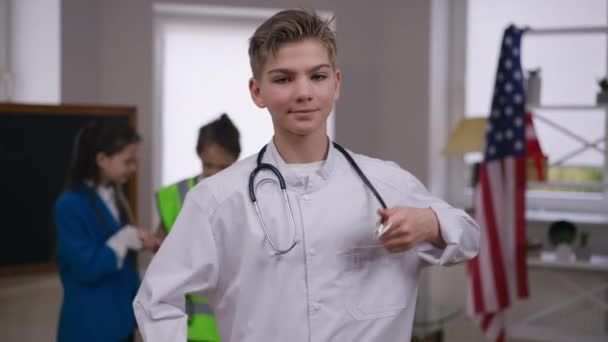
377, 207, 446, 253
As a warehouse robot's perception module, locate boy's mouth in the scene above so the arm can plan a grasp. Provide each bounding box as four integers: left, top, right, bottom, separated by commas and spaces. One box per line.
289, 108, 318, 114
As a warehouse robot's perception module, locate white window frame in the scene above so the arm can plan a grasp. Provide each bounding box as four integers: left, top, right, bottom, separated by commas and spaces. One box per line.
152, 3, 336, 192
152, 3, 281, 190
447, 1, 608, 222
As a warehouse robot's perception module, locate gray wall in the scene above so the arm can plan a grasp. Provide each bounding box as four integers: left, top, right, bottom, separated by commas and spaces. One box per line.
61, 0, 99, 103
60, 0, 438, 228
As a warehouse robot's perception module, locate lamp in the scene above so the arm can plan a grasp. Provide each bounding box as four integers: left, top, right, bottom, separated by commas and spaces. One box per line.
442, 117, 487, 155
442, 116, 548, 181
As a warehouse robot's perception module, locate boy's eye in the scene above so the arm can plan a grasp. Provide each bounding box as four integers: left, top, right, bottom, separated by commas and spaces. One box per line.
311, 73, 327, 81
272, 76, 291, 84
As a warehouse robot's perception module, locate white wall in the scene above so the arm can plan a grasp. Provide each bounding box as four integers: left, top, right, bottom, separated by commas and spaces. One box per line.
59, 0, 441, 228
11, 0, 60, 103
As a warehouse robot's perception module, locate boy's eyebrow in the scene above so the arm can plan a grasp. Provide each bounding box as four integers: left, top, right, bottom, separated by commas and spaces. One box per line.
266, 64, 333, 75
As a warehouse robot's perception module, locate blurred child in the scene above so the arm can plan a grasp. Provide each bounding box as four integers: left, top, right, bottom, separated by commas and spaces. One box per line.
155, 113, 241, 342
54, 119, 157, 342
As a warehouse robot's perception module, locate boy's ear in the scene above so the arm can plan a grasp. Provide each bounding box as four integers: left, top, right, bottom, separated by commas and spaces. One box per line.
334, 70, 342, 101
249, 77, 266, 108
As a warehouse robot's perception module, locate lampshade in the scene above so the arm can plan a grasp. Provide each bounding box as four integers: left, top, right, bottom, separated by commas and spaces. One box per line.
442, 117, 487, 155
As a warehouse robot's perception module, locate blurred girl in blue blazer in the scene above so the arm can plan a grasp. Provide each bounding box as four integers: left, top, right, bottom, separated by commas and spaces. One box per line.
54, 120, 158, 342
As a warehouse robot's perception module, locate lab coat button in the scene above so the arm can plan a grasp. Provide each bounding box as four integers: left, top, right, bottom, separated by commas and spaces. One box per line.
308, 248, 317, 256
312, 302, 321, 311
302, 194, 311, 201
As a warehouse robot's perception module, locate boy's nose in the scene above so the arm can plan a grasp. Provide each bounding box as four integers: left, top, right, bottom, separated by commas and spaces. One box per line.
294, 79, 313, 102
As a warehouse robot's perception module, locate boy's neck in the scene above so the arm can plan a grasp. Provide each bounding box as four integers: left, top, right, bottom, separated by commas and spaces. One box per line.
273, 131, 329, 164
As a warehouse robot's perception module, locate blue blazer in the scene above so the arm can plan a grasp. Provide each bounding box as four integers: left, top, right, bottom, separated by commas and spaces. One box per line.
54, 183, 139, 342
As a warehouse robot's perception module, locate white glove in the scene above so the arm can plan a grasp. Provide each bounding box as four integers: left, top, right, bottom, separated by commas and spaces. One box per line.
106, 225, 143, 268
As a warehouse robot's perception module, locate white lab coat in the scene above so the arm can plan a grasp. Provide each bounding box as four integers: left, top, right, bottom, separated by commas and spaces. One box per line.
134, 140, 479, 342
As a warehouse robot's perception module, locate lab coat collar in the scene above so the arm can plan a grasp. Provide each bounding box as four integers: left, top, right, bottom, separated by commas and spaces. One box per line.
263, 137, 338, 191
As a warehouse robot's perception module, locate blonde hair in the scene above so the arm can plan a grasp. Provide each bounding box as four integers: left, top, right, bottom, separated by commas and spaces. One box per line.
248, 9, 337, 79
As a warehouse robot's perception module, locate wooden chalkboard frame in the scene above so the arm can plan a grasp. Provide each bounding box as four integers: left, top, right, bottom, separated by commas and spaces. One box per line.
0, 103, 137, 276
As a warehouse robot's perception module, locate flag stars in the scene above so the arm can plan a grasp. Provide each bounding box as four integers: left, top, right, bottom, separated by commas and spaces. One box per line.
505, 107, 514, 116
513, 71, 522, 80
514, 94, 523, 104
504, 36, 512, 46
499, 96, 506, 105
512, 47, 519, 56
504, 59, 513, 69
488, 145, 496, 155
505, 129, 514, 140
515, 117, 523, 127
492, 109, 501, 118
514, 140, 523, 150
504, 83, 513, 93
495, 132, 503, 141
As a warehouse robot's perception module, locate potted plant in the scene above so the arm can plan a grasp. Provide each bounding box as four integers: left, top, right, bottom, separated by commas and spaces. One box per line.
597, 77, 608, 104
526, 68, 541, 106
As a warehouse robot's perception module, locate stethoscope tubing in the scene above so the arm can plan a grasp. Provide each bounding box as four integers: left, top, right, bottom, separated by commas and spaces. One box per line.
249, 142, 387, 255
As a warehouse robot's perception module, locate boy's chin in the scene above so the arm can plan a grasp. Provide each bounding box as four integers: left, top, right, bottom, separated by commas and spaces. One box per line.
285, 125, 325, 137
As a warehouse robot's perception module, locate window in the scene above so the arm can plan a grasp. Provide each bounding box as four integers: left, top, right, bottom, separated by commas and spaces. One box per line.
2, 0, 60, 103
153, 4, 335, 186
461, 0, 608, 215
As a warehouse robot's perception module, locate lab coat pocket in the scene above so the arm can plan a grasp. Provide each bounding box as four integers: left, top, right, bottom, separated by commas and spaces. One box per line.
340, 245, 416, 321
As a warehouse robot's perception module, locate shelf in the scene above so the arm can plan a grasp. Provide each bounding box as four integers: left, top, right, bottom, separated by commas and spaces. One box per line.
525, 26, 608, 36
528, 251, 608, 272
526, 209, 608, 225
528, 104, 607, 111
527, 180, 608, 192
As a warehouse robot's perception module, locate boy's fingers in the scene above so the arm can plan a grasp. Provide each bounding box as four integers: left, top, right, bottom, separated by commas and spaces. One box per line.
381, 225, 404, 240
380, 225, 410, 243
377, 208, 402, 226
377, 209, 389, 221
379, 207, 400, 216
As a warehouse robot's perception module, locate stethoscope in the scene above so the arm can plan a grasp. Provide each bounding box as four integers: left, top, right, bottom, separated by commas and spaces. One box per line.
248, 142, 388, 255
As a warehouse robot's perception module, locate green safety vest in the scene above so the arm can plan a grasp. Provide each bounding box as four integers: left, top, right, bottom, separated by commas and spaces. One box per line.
156, 176, 221, 342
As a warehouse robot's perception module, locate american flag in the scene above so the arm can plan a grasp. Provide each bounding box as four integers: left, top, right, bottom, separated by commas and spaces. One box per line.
466, 25, 529, 341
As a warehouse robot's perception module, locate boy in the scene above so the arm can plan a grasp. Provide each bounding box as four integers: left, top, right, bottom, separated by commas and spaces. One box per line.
134, 9, 479, 341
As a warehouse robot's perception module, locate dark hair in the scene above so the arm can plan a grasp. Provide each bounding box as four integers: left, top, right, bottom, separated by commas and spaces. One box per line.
196, 113, 241, 158
65, 119, 140, 189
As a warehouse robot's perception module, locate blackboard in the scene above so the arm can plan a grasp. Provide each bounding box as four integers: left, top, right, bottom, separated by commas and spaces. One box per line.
0, 103, 137, 276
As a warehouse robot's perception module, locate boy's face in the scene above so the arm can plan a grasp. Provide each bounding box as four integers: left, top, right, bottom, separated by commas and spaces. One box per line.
249, 39, 341, 140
